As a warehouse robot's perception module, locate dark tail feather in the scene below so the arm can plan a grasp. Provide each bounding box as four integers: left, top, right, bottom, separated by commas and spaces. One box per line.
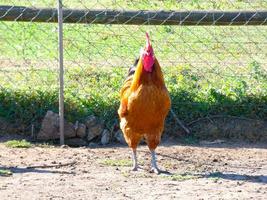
127, 58, 139, 77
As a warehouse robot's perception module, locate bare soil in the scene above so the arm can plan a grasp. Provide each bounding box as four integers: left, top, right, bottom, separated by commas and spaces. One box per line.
0, 137, 267, 200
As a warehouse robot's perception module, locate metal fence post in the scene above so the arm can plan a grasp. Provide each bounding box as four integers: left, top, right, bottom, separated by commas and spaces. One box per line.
57, 0, 64, 145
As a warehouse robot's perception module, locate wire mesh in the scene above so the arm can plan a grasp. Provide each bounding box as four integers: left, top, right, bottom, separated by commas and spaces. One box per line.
0, 0, 266, 135
0, 1, 59, 133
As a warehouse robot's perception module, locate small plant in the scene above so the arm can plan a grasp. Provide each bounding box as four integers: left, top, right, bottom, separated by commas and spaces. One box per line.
249, 61, 267, 80
5, 139, 32, 148
0, 169, 12, 176
101, 159, 132, 167
209, 176, 220, 183
121, 170, 130, 178
165, 173, 201, 181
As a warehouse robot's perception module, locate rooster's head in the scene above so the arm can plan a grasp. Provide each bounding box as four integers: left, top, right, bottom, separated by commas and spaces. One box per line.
141, 32, 155, 73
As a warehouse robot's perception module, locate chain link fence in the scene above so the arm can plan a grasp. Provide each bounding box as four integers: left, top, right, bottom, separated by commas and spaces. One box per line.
0, 0, 266, 139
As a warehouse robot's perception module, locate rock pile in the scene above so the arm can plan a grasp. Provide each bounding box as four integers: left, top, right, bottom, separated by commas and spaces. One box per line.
37, 111, 126, 146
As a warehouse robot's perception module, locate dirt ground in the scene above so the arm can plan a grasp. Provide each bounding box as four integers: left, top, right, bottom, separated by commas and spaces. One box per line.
0, 137, 267, 200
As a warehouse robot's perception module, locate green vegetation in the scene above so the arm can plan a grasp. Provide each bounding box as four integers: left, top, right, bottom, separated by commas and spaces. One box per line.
101, 159, 133, 167
0, 169, 12, 176
0, 0, 266, 135
164, 173, 201, 181
0, 64, 266, 133
4, 139, 32, 148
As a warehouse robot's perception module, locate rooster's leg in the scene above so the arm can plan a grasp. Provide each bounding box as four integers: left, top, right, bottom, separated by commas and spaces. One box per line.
150, 150, 160, 174
131, 148, 138, 171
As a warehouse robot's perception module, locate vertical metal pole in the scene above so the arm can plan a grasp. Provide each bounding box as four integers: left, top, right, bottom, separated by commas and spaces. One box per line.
58, 0, 64, 145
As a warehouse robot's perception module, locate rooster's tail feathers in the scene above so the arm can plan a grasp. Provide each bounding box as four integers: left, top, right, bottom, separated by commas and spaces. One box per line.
126, 58, 139, 79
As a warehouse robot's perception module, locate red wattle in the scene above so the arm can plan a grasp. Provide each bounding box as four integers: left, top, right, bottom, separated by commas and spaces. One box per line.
143, 55, 154, 72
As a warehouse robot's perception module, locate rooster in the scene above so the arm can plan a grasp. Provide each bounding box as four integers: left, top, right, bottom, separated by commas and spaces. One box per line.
118, 33, 171, 174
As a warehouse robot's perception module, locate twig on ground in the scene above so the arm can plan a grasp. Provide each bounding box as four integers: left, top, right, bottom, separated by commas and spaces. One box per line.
170, 109, 191, 134
26, 161, 76, 169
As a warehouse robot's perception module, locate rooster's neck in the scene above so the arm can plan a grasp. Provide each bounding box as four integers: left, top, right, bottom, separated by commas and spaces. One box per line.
130, 58, 165, 91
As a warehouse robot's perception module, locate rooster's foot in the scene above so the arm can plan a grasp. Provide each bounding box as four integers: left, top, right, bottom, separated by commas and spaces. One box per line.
132, 166, 138, 171
132, 166, 143, 171
150, 167, 160, 174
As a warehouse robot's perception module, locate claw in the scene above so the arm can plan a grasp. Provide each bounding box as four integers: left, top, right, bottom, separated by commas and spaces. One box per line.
132, 166, 138, 171
131, 165, 145, 172
131, 148, 138, 171
150, 167, 160, 174
150, 150, 161, 174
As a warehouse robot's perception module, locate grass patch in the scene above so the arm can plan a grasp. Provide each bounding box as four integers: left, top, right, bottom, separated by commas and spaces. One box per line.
4, 139, 32, 148
165, 173, 201, 181
121, 170, 130, 178
0, 169, 12, 176
101, 159, 132, 167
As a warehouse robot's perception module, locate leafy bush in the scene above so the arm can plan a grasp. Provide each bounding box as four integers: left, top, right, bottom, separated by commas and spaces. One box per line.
0, 63, 266, 135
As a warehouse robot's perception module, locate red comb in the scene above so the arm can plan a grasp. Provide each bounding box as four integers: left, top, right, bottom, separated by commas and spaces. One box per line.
143, 32, 154, 72
145, 32, 151, 47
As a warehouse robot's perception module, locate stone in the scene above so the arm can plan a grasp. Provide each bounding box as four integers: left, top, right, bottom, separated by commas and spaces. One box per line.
85, 115, 104, 141
76, 123, 86, 138
88, 142, 98, 148
101, 129, 111, 145
37, 111, 76, 140
87, 123, 103, 141
114, 130, 127, 145
64, 122, 76, 140
65, 138, 87, 147
85, 115, 98, 127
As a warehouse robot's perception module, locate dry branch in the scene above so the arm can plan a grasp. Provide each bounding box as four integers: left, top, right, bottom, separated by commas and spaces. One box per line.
26, 161, 76, 169
170, 109, 191, 134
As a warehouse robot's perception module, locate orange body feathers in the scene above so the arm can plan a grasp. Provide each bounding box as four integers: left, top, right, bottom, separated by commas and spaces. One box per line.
118, 58, 171, 150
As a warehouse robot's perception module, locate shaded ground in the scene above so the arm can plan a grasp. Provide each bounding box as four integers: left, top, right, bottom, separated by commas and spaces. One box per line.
0, 136, 266, 200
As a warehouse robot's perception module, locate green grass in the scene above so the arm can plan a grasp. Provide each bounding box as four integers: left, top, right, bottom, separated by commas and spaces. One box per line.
0, 64, 266, 134
164, 173, 201, 181
4, 139, 32, 148
101, 159, 133, 167
0, 169, 12, 176
0, 1, 266, 136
